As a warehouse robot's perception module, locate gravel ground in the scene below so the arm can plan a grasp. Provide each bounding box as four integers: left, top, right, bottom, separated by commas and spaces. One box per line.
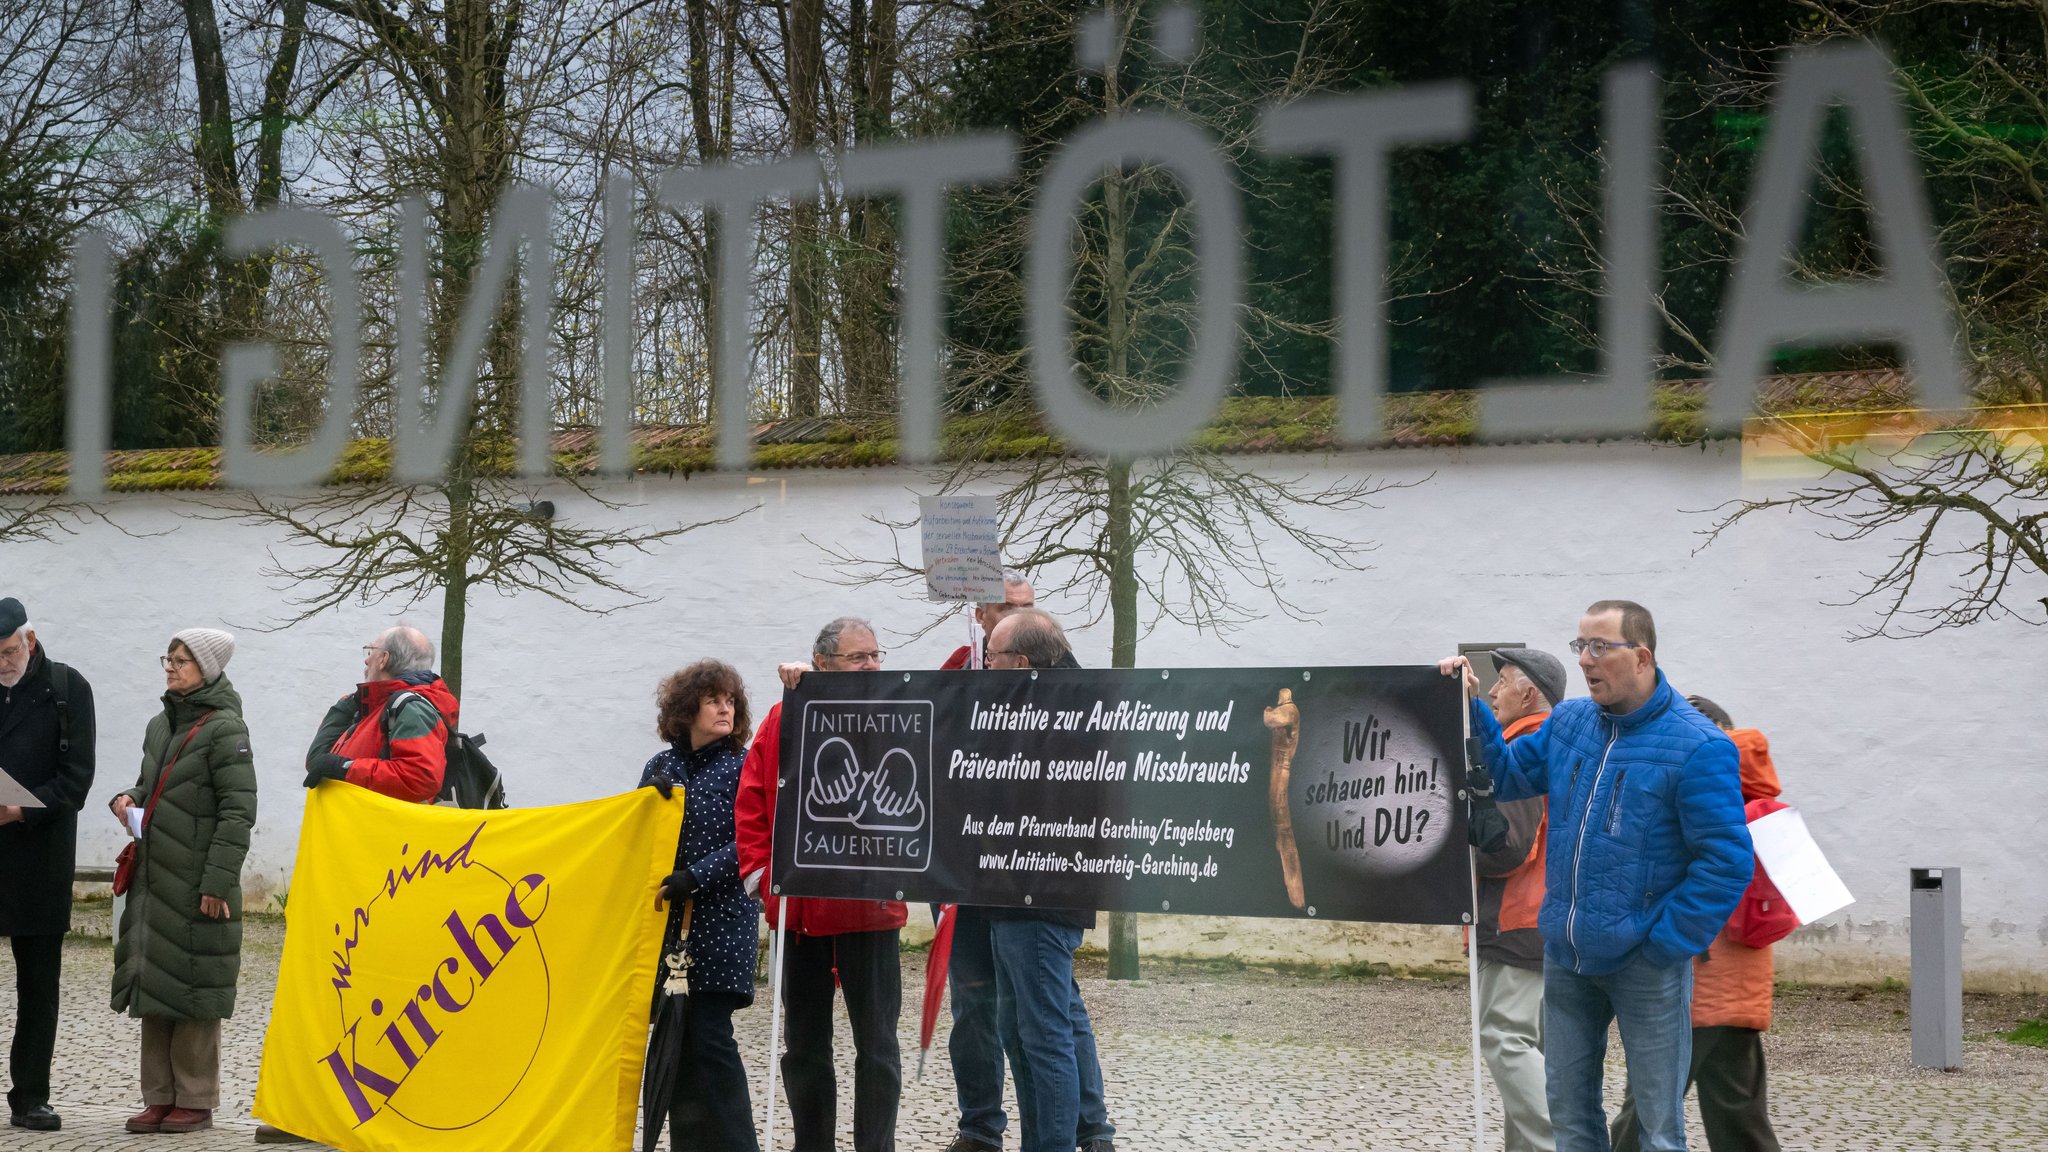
6, 911, 2044, 1151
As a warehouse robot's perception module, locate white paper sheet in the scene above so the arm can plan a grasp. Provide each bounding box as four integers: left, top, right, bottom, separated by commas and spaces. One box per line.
127, 806, 145, 839
1749, 806, 1854, 924
0, 766, 46, 808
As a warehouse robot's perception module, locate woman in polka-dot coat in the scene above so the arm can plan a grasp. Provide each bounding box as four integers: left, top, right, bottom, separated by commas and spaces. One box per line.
640, 659, 762, 1152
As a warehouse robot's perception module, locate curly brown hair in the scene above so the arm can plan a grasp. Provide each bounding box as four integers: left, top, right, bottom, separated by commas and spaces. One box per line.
655, 659, 752, 747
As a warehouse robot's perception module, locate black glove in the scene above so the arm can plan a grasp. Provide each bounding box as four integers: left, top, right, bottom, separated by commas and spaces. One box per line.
304, 753, 350, 789
659, 868, 700, 905
646, 777, 674, 800
1465, 751, 1510, 854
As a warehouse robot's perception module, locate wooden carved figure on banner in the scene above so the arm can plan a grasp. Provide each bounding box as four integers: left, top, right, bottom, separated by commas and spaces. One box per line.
1264, 689, 1307, 909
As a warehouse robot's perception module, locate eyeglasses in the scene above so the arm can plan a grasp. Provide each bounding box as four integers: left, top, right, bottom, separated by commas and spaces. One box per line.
159, 655, 196, 670
831, 650, 884, 664
1567, 638, 1641, 659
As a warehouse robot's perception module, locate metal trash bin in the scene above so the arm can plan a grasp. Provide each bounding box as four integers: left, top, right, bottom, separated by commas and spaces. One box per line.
1909, 866, 1963, 1070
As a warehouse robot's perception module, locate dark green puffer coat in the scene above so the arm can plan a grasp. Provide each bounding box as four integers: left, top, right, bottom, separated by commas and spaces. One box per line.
111, 675, 258, 1020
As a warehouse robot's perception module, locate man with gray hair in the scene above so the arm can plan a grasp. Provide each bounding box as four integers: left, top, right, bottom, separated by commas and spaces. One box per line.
738, 617, 906, 1152
258, 626, 460, 1143
0, 599, 96, 1133
942, 570, 1035, 670
301, 625, 459, 804
978, 607, 1114, 1152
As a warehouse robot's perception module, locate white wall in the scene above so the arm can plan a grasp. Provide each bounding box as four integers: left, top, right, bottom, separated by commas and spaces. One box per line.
13, 438, 2043, 980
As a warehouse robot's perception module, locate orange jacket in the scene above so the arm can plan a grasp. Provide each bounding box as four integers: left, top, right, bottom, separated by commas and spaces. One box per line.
1492, 713, 1548, 932
1691, 727, 1783, 1030
1473, 712, 1548, 967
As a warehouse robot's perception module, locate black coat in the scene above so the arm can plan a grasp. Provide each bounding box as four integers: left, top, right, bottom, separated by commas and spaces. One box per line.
0, 644, 97, 936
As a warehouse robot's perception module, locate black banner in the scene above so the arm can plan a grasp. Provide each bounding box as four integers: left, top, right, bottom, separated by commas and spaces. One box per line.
768, 666, 1470, 925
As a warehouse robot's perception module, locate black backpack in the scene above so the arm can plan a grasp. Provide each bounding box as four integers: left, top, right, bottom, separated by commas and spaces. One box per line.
380, 691, 508, 810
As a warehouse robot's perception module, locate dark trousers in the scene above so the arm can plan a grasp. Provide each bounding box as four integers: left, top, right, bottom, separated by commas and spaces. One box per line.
947, 908, 1008, 1146
781, 929, 902, 1152
1611, 1025, 1782, 1152
669, 990, 759, 1152
6, 934, 62, 1116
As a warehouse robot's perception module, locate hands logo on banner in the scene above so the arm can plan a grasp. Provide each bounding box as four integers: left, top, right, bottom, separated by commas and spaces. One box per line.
803, 737, 928, 832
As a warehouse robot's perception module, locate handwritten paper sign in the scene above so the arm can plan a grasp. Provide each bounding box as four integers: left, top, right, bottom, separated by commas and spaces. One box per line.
920, 495, 1004, 603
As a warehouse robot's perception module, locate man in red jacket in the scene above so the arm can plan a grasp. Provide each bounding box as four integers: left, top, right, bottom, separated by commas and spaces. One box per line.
300, 625, 456, 802
260, 625, 458, 1143
940, 572, 1034, 670
737, 617, 908, 1152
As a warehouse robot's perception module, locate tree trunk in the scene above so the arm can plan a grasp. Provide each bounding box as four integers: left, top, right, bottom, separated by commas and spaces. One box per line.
786, 0, 824, 417
684, 0, 725, 419
182, 0, 243, 227
833, 0, 899, 417
1106, 457, 1141, 978
439, 475, 475, 699
1098, 17, 1141, 981
253, 0, 306, 215
240, 0, 308, 374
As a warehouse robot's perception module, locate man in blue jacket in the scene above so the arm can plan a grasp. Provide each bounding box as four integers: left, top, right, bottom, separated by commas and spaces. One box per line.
1443, 600, 1752, 1152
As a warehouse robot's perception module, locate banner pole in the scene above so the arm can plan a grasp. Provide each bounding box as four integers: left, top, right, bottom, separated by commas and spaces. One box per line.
764, 915, 789, 1152
967, 604, 982, 670
1463, 676, 1485, 1152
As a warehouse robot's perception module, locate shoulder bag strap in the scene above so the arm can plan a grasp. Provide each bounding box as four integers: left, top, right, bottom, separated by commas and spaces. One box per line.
379, 690, 446, 760
141, 710, 215, 835
47, 661, 71, 754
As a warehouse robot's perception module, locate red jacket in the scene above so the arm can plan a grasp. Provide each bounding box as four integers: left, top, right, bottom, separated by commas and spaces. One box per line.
1692, 727, 1783, 1030
311, 677, 458, 804
735, 701, 908, 935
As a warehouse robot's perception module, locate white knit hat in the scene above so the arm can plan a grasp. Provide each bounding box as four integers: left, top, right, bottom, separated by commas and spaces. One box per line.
172, 628, 236, 682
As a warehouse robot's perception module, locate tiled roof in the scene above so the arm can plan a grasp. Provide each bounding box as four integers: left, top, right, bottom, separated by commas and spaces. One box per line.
0, 370, 2028, 496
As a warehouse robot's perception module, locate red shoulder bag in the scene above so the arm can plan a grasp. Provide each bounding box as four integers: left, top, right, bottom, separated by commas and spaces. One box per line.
111, 711, 213, 897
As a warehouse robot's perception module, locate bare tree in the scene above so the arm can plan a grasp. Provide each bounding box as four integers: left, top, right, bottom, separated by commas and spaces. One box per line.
828, 0, 1397, 978
1525, 1, 2047, 636
207, 477, 750, 695
200, 0, 763, 690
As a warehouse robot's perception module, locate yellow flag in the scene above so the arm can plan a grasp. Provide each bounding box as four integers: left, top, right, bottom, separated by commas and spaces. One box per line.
253, 784, 682, 1152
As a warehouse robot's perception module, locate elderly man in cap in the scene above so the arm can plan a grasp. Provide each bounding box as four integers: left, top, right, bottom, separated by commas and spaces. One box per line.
0, 599, 97, 1132
1474, 647, 1565, 1152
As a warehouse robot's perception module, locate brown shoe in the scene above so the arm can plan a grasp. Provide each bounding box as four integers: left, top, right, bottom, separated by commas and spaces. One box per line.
159, 1108, 213, 1134
125, 1104, 174, 1134
254, 1122, 312, 1143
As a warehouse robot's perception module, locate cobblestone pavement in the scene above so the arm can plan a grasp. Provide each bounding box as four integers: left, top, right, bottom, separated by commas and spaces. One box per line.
6, 918, 2045, 1151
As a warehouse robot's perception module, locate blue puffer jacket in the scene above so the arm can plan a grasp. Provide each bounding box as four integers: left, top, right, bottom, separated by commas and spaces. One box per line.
1475, 671, 1752, 976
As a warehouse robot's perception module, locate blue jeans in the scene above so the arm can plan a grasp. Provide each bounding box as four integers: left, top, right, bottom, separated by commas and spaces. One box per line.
947, 908, 1008, 1146
990, 919, 1114, 1152
1544, 953, 1694, 1152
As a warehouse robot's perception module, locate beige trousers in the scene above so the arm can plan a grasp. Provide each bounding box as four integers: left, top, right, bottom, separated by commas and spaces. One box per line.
140, 1016, 222, 1109
1478, 957, 1555, 1152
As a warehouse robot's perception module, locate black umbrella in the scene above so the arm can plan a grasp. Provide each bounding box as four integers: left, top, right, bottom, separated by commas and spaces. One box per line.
641, 905, 692, 1152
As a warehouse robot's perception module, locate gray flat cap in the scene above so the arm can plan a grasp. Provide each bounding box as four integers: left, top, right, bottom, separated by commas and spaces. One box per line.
1490, 647, 1566, 708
